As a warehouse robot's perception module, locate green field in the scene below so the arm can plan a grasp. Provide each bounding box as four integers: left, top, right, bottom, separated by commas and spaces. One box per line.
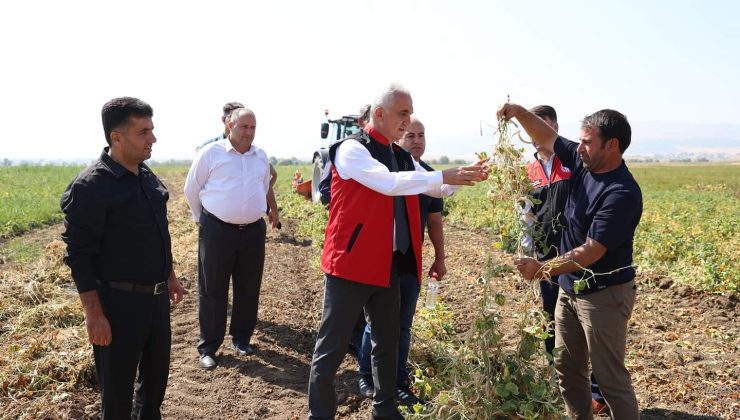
2, 163, 738, 293
630, 164, 739, 292
0, 166, 83, 238
0, 164, 189, 239
443, 163, 740, 293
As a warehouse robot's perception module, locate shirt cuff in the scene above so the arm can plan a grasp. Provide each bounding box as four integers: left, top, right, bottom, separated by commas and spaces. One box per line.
69, 263, 99, 293
429, 170, 444, 188
190, 203, 202, 222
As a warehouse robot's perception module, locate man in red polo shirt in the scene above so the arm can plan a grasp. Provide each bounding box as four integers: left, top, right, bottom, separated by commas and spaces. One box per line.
307, 84, 488, 420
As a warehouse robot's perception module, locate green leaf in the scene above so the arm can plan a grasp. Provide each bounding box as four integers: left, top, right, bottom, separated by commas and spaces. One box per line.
413, 403, 423, 414
502, 400, 518, 411
424, 383, 432, 394
494, 293, 506, 306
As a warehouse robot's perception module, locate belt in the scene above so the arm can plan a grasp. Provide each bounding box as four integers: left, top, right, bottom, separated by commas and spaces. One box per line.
203, 208, 261, 230
97, 280, 168, 295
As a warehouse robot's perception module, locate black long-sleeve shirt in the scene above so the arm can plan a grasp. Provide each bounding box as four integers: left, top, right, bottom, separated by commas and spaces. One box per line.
60, 149, 173, 293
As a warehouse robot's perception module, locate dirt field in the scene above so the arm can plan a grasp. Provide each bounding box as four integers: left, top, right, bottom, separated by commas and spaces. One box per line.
1, 173, 738, 419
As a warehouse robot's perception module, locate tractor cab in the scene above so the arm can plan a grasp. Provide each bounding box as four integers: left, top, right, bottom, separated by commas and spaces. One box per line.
309, 112, 360, 202
320, 114, 361, 142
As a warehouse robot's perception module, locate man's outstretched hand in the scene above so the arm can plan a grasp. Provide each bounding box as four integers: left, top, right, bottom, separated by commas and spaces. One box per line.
441, 160, 489, 186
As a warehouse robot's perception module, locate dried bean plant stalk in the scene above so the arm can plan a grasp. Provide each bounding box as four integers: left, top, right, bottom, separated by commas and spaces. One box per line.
484, 115, 633, 294
404, 111, 564, 419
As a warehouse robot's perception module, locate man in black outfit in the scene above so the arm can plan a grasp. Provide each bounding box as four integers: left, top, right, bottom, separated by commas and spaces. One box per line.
61, 96, 186, 419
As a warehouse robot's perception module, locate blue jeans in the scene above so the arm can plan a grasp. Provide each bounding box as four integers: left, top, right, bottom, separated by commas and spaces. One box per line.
359, 272, 420, 385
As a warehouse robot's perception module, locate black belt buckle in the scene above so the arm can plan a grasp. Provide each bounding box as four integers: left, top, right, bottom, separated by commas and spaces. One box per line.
153, 281, 167, 295
237, 223, 250, 230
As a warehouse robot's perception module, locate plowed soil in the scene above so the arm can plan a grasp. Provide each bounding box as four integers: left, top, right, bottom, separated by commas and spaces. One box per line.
1, 173, 737, 419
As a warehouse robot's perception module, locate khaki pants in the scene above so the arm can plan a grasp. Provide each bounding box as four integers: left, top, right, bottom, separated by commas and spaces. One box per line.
554, 280, 639, 420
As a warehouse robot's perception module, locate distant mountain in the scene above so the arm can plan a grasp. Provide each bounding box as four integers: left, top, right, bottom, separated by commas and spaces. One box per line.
620, 122, 740, 160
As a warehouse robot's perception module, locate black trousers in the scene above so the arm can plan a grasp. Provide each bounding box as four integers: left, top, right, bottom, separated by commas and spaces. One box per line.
94, 287, 171, 420
308, 256, 403, 419
197, 212, 266, 356
540, 278, 560, 355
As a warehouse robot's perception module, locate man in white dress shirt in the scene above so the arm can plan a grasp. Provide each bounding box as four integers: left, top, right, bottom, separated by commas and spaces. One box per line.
195, 101, 244, 151
307, 84, 488, 420
196, 102, 279, 211
184, 108, 279, 370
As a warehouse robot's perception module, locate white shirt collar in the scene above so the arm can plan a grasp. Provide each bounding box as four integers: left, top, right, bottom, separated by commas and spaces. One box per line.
223, 138, 258, 155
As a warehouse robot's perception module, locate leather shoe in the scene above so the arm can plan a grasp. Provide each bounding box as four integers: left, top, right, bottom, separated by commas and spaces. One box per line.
358, 376, 374, 398
199, 354, 217, 370
592, 398, 610, 415
233, 342, 255, 356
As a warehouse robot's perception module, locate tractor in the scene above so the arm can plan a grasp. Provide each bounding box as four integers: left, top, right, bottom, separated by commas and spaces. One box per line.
307, 111, 361, 202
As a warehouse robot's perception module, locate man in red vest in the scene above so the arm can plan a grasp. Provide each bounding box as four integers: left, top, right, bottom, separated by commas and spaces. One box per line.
307, 84, 489, 420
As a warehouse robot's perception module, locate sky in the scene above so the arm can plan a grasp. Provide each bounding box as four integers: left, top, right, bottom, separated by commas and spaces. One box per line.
1, 0, 739, 162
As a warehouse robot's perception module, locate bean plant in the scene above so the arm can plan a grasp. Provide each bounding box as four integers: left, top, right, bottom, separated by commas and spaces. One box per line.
406, 118, 564, 419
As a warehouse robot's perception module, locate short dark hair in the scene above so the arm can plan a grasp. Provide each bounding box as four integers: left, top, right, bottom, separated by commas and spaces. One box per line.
530, 105, 557, 122
581, 109, 631, 153
359, 104, 371, 121
223, 102, 244, 117
101, 97, 153, 145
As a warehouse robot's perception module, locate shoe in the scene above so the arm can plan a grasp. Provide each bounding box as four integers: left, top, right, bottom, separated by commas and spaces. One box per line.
233, 342, 255, 356
396, 384, 419, 407
358, 376, 374, 398
592, 398, 610, 415
199, 354, 217, 370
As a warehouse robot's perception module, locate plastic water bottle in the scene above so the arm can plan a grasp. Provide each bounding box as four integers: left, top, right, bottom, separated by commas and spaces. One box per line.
425, 278, 439, 309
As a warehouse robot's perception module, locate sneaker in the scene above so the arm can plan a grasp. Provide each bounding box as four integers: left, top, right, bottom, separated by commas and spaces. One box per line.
396, 384, 419, 407
592, 398, 610, 415
358, 376, 374, 398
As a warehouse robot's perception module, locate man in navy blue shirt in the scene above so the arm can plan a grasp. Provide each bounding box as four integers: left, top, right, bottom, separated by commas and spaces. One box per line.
499, 104, 642, 419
